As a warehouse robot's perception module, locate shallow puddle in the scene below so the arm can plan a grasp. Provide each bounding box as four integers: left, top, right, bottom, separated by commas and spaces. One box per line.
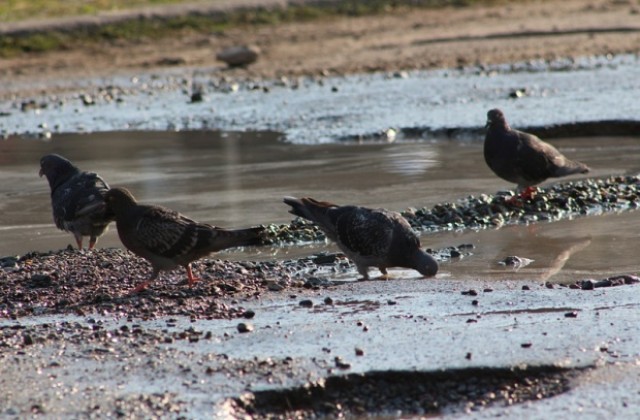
1, 130, 639, 284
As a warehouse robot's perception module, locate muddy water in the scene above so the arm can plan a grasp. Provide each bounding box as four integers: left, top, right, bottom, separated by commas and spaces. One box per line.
1, 130, 639, 283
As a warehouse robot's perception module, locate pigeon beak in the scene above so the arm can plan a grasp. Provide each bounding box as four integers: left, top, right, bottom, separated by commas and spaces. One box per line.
485, 120, 491, 128
38, 168, 44, 177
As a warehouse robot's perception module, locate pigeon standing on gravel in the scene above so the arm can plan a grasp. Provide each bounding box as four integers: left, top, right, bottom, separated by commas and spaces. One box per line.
39, 154, 114, 249
283, 197, 438, 280
484, 108, 590, 199
105, 187, 264, 293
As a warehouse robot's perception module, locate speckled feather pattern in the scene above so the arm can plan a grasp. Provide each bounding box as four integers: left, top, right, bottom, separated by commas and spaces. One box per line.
131, 206, 231, 264
40, 154, 113, 248
334, 207, 398, 259
105, 187, 264, 277
53, 172, 110, 229
284, 196, 438, 279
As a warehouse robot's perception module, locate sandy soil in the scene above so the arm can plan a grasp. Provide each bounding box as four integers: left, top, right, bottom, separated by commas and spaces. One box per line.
1, 0, 640, 98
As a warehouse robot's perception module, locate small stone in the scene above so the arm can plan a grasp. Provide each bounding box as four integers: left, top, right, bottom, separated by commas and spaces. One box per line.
509, 88, 528, 98
29, 273, 53, 288
564, 311, 578, 318
521, 342, 532, 348
471, 300, 479, 306
324, 297, 334, 305
355, 347, 364, 356
499, 255, 534, 268
267, 281, 285, 292
299, 299, 313, 308
580, 280, 595, 290
23, 334, 34, 346
216, 45, 260, 67
190, 91, 204, 103
312, 254, 337, 265
242, 310, 256, 319
393, 71, 409, 79
462, 289, 478, 296
334, 357, 351, 369
80, 94, 95, 106
465, 352, 472, 360
237, 323, 254, 333
522, 285, 531, 290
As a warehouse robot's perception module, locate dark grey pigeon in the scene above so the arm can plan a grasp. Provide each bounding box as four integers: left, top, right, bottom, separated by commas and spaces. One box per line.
484, 109, 590, 199
105, 187, 265, 293
39, 154, 114, 249
283, 196, 438, 280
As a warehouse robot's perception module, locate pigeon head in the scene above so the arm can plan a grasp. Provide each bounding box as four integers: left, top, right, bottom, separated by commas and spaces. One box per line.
486, 108, 509, 130
412, 250, 439, 277
39, 154, 79, 190
104, 187, 138, 216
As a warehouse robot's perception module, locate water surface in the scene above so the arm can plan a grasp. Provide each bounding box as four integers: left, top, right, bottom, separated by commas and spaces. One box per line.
1, 130, 639, 283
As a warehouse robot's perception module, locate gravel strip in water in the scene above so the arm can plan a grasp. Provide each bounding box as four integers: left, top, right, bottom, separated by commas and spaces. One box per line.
263, 175, 640, 245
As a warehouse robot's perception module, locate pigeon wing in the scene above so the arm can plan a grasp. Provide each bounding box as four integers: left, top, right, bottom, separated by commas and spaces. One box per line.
132, 207, 209, 261
515, 130, 565, 183
334, 208, 394, 258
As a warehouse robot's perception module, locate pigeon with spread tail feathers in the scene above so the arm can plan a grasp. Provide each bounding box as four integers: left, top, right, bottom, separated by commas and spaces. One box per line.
39, 154, 114, 249
105, 187, 264, 293
284, 196, 438, 280
484, 109, 590, 199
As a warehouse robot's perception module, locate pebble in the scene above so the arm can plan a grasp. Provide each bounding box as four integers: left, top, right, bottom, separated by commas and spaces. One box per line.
237, 323, 254, 334
299, 299, 314, 308
334, 357, 351, 370
216, 45, 261, 67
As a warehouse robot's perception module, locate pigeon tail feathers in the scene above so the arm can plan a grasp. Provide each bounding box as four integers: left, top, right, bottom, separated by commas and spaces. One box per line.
283, 196, 338, 231
553, 159, 590, 177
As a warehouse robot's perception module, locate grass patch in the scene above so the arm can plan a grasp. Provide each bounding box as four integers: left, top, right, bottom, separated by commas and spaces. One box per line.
0, 0, 518, 57
0, 0, 188, 22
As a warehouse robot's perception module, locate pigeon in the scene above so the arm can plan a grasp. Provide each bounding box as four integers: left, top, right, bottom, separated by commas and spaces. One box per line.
105, 187, 264, 293
283, 196, 438, 280
39, 154, 114, 249
484, 109, 590, 199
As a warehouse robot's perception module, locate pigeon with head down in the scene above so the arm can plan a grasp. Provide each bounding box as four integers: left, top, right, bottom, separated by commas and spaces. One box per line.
105, 187, 265, 293
484, 108, 590, 200
283, 196, 438, 280
39, 154, 114, 249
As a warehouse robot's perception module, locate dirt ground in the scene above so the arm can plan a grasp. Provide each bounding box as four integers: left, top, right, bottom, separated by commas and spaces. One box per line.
2, 0, 640, 98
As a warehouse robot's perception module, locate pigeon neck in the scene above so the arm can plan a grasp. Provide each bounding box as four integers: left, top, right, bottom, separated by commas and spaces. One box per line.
47, 166, 80, 192
491, 120, 510, 132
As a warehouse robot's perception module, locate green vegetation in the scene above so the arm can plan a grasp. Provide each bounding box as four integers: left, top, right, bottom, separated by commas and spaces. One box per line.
0, 0, 510, 57
0, 0, 186, 22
